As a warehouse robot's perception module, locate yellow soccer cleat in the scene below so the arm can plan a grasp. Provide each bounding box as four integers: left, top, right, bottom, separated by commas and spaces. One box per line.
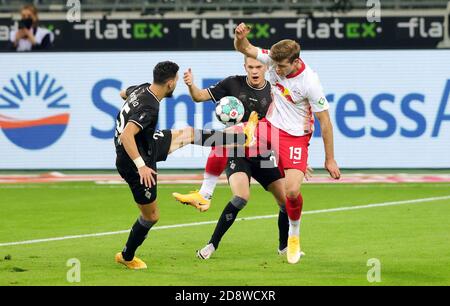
115, 252, 147, 270
172, 190, 211, 212
287, 236, 304, 264
243, 111, 259, 147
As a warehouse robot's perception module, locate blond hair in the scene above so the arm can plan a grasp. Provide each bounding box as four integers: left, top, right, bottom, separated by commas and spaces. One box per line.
270, 39, 300, 63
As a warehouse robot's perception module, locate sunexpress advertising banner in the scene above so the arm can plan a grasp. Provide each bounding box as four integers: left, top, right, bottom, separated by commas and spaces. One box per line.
0, 50, 449, 169
0, 16, 448, 51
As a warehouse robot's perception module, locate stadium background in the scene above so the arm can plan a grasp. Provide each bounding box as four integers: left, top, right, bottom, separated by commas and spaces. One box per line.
1, 0, 449, 170
0, 0, 450, 287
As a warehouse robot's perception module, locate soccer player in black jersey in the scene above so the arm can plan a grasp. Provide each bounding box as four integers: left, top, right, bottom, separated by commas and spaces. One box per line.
114, 61, 259, 269
172, 57, 311, 258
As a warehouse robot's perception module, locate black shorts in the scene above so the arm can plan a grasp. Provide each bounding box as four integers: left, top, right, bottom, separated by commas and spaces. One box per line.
225, 151, 283, 190
116, 129, 172, 205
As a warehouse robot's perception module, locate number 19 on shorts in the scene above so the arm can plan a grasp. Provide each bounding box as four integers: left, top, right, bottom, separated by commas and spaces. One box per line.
289, 147, 302, 161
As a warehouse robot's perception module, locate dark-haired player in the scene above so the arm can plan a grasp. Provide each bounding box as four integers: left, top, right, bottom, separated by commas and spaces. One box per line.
114, 61, 258, 269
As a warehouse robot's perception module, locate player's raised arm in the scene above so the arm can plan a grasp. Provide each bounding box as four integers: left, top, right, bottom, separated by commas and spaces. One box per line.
119, 122, 157, 187
234, 23, 258, 59
184, 68, 211, 102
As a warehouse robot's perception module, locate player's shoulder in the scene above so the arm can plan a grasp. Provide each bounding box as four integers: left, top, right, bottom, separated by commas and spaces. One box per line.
134, 82, 152, 93
139, 82, 151, 88
213, 75, 244, 90
293, 61, 320, 85
224, 75, 245, 84
303, 64, 322, 86
131, 86, 159, 110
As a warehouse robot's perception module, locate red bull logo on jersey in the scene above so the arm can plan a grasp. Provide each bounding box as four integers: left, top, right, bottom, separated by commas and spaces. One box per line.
0, 71, 69, 150
275, 82, 294, 104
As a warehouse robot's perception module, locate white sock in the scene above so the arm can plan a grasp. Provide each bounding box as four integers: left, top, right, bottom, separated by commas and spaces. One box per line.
288, 219, 301, 237
199, 173, 218, 199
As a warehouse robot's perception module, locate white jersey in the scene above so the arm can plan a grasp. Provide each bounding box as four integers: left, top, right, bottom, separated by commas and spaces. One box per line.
257, 48, 329, 136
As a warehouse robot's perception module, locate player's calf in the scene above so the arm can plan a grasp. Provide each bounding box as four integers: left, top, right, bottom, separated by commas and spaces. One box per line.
208, 195, 248, 250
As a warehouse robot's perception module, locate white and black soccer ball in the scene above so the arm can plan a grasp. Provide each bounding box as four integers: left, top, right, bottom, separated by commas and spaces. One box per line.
215, 96, 245, 124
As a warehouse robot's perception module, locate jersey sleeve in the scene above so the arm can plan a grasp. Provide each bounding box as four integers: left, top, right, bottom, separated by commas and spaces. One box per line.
207, 77, 234, 102
306, 72, 329, 113
128, 106, 156, 131
256, 48, 273, 66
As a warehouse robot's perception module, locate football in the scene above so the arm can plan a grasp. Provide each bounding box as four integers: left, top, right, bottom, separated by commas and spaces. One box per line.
215, 96, 245, 124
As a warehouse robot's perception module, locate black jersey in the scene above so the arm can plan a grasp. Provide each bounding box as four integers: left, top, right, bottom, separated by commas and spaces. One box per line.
207, 75, 271, 121
114, 83, 160, 164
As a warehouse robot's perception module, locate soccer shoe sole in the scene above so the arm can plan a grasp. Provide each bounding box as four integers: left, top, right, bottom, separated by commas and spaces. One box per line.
172, 192, 211, 212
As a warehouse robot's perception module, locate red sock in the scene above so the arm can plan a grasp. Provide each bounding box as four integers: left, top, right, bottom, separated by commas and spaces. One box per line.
285, 194, 303, 221
205, 147, 228, 176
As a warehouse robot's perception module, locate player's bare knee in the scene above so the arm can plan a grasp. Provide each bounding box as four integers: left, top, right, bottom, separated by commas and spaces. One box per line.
149, 213, 159, 224
286, 189, 300, 199
142, 210, 159, 224
233, 190, 249, 202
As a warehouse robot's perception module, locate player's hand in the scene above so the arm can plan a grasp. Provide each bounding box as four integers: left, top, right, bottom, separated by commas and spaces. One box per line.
325, 159, 341, 180
305, 165, 314, 181
235, 22, 251, 40
138, 165, 158, 188
184, 68, 194, 87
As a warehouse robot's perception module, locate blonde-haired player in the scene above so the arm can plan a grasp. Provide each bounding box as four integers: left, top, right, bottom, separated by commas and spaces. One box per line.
234, 23, 341, 264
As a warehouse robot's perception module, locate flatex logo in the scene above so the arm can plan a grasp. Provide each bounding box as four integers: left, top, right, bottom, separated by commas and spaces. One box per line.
73, 20, 170, 40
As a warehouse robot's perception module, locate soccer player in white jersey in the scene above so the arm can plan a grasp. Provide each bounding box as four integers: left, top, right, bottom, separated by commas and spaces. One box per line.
234, 23, 341, 264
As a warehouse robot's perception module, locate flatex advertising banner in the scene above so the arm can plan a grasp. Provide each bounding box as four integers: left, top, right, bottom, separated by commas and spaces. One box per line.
0, 16, 448, 51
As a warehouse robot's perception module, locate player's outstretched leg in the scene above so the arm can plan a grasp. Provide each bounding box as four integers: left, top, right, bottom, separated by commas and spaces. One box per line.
166, 111, 259, 155
115, 201, 159, 270
173, 147, 228, 211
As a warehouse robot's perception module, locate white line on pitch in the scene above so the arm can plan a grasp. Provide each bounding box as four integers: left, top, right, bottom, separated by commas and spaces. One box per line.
1, 195, 449, 247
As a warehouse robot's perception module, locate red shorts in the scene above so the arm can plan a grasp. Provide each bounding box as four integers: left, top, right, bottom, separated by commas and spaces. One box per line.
247, 118, 311, 174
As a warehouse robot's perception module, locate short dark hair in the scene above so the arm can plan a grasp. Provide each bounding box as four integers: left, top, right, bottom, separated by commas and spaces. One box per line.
153, 61, 179, 85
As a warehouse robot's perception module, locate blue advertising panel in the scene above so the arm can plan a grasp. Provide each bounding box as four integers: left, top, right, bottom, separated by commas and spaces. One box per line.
0, 50, 449, 169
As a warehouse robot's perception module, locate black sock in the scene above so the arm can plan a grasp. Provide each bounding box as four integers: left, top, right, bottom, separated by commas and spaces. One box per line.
193, 129, 246, 147
278, 208, 289, 250
122, 217, 155, 261
209, 201, 242, 249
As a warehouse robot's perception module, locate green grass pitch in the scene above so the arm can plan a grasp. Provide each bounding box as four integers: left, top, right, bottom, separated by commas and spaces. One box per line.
0, 182, 449, 286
